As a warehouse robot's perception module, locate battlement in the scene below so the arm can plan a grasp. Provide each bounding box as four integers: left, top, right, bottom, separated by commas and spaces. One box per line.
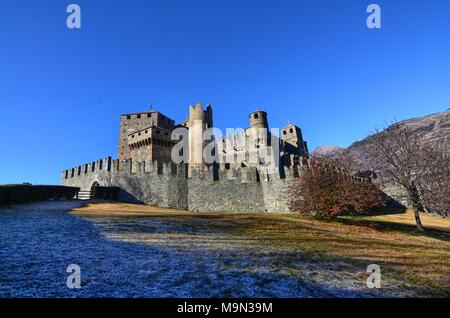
189, 102, 204, 112
62, 157, 112, 180
115, 159, 180, 176
62, 153, 309, 186
189, 159, 306, 184
74, 158, 183, 175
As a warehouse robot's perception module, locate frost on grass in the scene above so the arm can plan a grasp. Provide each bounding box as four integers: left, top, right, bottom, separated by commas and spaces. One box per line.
0, 201, 419, 297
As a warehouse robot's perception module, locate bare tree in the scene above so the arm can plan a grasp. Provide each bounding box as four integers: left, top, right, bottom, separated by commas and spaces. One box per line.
418, 142, 450, 218
366, 124, 449, 231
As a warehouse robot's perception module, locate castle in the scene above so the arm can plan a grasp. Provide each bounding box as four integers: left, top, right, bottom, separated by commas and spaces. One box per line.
61, 102, 309, 212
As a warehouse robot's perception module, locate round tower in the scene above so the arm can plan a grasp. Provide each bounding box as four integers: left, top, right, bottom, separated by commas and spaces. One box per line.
189, 102, 205, 122
249, 110, 268, 129
187, 102, 214, 177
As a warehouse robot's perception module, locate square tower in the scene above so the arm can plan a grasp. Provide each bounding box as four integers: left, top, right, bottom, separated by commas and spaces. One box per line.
281, 124, 308, 156
118, 110, 175, 160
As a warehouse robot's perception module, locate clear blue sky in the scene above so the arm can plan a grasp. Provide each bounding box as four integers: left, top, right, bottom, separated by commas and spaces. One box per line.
1, 0, 449, 185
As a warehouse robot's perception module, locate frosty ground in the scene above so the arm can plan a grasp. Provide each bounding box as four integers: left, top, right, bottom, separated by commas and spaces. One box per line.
0, 200, 448, 297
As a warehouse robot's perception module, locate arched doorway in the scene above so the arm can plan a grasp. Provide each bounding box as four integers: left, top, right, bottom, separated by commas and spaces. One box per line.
90, 181, 100, 199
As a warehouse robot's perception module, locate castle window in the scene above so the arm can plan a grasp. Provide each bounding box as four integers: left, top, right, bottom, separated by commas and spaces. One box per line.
137, 114, 141, 119
126, 115, 131, 119
289, 128, 293, 133
147, 113, 151, 118
65, 171, 68, 179
138, 133, 141, 136
283, 130, 287, 135
145, 130, 148, 133
254, 113, 259, 119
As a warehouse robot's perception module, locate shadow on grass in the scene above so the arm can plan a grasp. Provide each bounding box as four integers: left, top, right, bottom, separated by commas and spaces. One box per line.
364, 206, 408, 216
335, 217, 450, 242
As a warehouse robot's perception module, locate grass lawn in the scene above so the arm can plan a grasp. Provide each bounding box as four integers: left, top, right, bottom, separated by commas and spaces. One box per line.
72, 202, 450, 297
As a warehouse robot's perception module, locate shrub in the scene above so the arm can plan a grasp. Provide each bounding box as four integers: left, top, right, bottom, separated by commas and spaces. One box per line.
289, 157, 382, 219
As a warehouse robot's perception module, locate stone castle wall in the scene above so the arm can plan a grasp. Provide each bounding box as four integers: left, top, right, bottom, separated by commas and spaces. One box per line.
188, 166, 265, 212
62, 157, 113, 191
61, 157, 298, 212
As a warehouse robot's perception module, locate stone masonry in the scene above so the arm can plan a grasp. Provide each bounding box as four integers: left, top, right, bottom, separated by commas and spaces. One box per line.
62, 103, 309, 212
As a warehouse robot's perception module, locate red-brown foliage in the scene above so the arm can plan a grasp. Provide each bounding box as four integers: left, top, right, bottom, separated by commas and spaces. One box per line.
289, 157, 382, 219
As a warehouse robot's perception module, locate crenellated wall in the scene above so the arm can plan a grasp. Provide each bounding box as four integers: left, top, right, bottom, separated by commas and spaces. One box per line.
62, 157, 113, 190
62, 157, 188, 209
188, 166, 265, 212
259, 165, 299, 212
62, 157, 303, 212
112, 159, 188, 209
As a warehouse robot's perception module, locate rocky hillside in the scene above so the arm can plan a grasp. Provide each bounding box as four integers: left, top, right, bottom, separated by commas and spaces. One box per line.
340, 108, 450, 167
311, 145, 343, 156
312, 109, 449, 208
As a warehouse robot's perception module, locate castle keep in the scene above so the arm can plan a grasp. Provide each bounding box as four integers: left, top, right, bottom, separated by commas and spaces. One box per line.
61, 103, 309, 212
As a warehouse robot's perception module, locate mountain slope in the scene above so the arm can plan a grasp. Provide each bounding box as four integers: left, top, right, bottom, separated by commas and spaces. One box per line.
343, 108, 450, 166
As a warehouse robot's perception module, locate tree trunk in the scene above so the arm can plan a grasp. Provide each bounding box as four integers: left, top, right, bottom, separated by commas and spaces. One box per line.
411, 184, 425, 232
416, 183, 430, 213
413, 205, 425, 232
